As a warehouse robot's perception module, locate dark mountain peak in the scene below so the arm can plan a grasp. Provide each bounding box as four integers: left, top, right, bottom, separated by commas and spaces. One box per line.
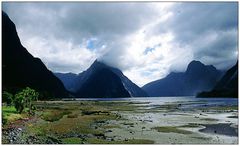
54, 59, 148, 97
189, 60, 204, 66
92, 59, 100, 65
90, 59, 109, 70
2, 11, 12, 23
186, 60, 205, 72
89, 60, 124, 77
186, 60, 219, 76
143, 60, 222, 96
3, 11, 18, 38
2, 11, 9, 19
3, 11, 68, 98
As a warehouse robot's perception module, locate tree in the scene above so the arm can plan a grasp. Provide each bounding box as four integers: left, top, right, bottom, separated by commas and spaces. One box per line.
14, 87, 39, 114
2, 91, 14, 106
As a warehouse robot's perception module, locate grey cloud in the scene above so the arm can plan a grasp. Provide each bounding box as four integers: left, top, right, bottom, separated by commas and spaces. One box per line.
151, 2, 238, 70
196, 29, 238, 58
2, 2, 160, 72
2, 2, 238, 85
46, 61, 81, 73
3, 2, 158, 43
165, 2, 238, 43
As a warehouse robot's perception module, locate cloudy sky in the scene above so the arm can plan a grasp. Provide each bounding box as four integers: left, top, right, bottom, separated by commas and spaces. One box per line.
2, 2, 238, 86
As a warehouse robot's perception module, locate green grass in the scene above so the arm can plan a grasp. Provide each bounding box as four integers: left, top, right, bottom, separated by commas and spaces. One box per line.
2, 106, 23, 125
152, 126, 193, 134
2, 106, 17, 114
41, 110, 71, 122
37, 104, 120, 137
178, 123, 201, 128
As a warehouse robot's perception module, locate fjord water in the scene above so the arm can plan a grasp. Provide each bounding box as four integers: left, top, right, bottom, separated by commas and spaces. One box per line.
72, 96, 238, 107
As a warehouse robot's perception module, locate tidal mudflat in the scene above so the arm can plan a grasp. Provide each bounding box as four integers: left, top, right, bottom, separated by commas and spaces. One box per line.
2, 97, 238, 144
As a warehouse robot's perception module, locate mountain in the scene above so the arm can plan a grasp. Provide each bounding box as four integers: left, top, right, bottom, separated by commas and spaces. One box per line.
56, 60, 148, 98
2, 11, 68, 99
142, 60, 223, 96
197, 62, 238, 98
54, 72, 78, 92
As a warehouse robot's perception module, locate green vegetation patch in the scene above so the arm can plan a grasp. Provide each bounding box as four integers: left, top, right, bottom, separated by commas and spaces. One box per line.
41, 110, 118, 136
41, 110, 71, 122
67, 113, 78, 118
2, 106, 23, 125
2, 106, 17, 114
200, 118, 218, 121
178, 123, 201, 128
152, 126, 193, 134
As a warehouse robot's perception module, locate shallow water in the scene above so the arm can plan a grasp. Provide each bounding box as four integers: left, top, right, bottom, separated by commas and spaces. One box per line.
199, 123, 238, 136
65, 96, 238, 108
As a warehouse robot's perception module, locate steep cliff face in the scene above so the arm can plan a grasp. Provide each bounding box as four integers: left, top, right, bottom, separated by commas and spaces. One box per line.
2, 11, 68, 98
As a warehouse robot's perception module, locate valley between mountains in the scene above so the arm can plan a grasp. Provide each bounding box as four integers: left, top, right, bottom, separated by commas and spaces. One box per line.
2, 9, 238, 144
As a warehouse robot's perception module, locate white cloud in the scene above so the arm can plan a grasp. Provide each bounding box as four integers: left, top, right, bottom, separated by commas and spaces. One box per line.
3, 2, 238, 86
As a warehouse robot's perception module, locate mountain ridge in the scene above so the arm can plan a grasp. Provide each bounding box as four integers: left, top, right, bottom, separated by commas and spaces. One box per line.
142, 60, 223, 96
55, 60, 148, 97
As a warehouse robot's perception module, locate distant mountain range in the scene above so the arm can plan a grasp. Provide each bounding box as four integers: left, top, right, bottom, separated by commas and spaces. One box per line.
2, 11, 68, 99
3, 10, 237, 99
197, 62, 238, 98
55, 60, 148, 98
142, 60, 224, 96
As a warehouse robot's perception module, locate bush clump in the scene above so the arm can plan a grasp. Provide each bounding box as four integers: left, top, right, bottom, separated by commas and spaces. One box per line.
14, 87, 39, 114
